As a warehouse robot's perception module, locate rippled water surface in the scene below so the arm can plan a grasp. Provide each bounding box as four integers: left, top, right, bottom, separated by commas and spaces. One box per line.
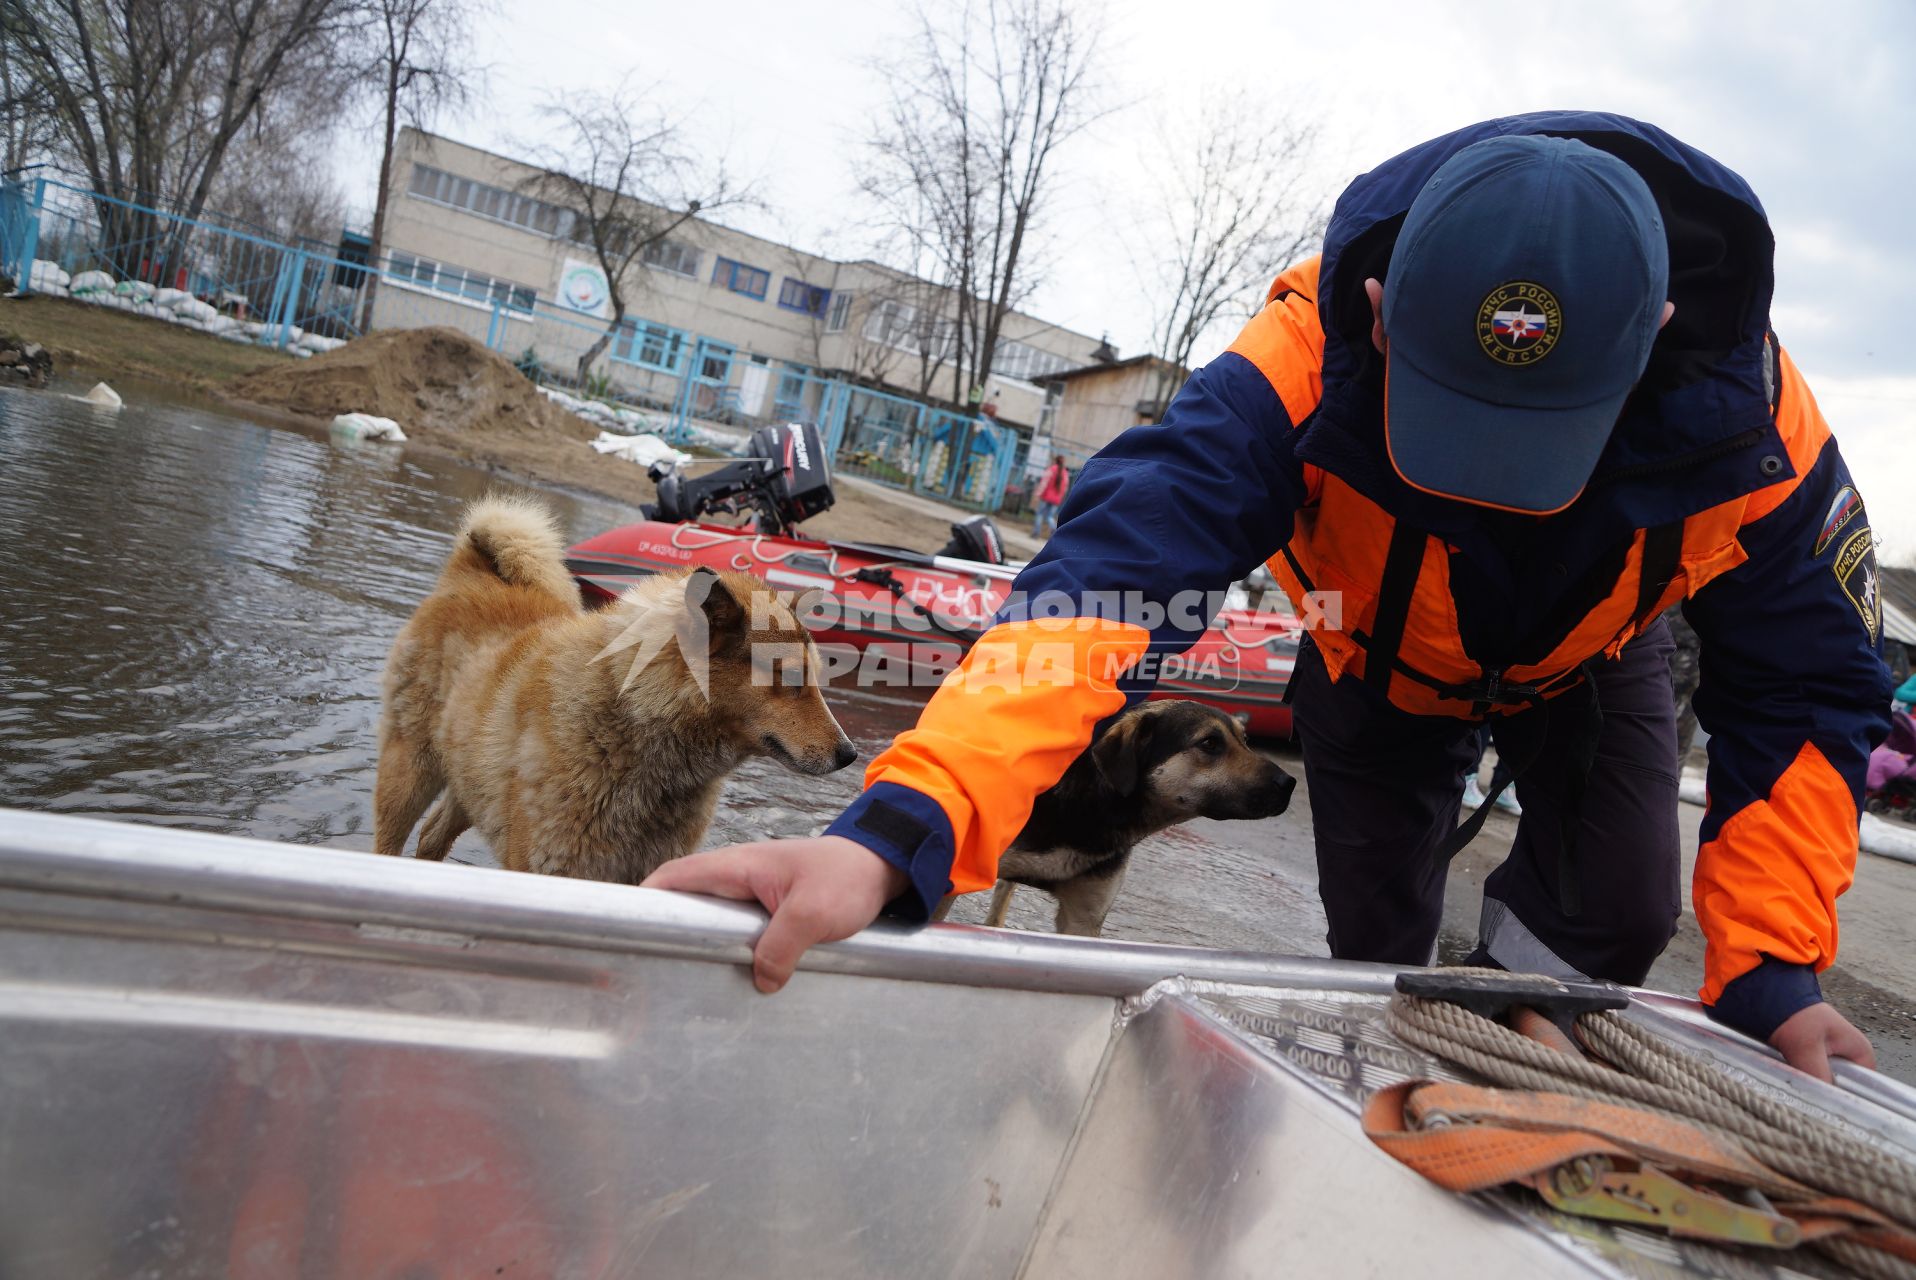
0, 383, 1324, 952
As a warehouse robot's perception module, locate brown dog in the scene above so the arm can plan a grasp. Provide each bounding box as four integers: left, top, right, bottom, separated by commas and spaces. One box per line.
946, 700, 1295, 935
374, 495, 855, 882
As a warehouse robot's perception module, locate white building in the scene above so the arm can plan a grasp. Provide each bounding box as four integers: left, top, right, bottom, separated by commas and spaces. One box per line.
371, 129, 1105, 433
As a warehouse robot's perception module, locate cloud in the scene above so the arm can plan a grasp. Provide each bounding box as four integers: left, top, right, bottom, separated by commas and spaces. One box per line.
1800, 369, 1916, 566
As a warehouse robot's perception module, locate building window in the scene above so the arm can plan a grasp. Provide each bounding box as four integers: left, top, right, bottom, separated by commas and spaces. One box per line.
642, 238, 701, 278
992, 338, 1071, 381
863, 299, 954, 361
612, 318, 688, 373
826, 291, 853, 333
386, 251, 535, 312
697, 341, 735, 382
777, 277, 830, 317
405, 161, 577, 241
390, 252, 438, 287
711, 257, 769, 300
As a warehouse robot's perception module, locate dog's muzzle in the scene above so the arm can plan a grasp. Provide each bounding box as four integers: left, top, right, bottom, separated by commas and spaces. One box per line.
1255, 769, 1298, 817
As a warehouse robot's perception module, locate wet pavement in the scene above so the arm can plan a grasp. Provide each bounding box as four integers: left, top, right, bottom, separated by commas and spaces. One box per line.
3, 380, 1913, 1084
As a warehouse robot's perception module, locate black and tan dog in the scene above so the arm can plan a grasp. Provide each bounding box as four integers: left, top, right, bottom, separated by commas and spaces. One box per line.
941, 699, 1296, 936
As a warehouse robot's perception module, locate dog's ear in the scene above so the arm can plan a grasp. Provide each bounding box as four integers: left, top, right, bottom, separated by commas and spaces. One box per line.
684, 567, 745, 634
1092, 709, 1154, 797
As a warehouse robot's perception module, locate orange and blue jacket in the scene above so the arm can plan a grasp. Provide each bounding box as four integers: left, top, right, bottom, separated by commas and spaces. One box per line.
826, 112, 1892, 1040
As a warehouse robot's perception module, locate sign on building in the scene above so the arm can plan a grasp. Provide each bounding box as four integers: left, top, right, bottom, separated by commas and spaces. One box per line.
558, 258, 611, 318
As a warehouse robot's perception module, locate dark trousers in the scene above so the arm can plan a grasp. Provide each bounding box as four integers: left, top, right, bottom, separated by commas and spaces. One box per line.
1289, 618, 1682, 985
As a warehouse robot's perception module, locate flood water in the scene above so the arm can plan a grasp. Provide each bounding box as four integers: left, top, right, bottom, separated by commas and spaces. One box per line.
0, 384, 1330, 952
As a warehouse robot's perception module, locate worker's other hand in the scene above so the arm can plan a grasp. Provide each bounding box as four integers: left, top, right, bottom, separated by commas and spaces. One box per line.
642, 837, 907, 994
1769, 1002, 1876, 1082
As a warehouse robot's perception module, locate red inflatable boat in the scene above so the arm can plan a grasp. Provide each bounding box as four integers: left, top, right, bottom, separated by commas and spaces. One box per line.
565, 424, 1300, 736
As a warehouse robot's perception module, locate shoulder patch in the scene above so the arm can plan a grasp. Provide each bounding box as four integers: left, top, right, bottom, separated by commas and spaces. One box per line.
1813, 485, 1863, 555
1832, 526, 1882, 643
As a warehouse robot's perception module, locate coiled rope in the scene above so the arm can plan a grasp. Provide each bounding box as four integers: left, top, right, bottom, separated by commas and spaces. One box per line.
1386, 978, 1916, 1279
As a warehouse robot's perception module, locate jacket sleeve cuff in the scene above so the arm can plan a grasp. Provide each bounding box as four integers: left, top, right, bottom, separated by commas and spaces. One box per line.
824, 782, 957, 922
1706, 956, 1824, 1042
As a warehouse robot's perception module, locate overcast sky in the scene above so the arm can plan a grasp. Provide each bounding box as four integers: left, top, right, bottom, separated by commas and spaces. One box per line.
345, 0, 1916, 560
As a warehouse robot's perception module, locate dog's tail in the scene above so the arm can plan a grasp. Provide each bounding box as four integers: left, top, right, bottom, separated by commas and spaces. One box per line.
445, 495, 579, 605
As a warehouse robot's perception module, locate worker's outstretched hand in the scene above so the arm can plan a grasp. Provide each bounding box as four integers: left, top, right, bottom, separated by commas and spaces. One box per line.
1770, 1002, 1876, 1082
642, 837, 906, 994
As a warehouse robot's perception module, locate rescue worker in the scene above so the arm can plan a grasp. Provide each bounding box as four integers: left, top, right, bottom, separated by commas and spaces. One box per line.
649, 112, 1892, 1082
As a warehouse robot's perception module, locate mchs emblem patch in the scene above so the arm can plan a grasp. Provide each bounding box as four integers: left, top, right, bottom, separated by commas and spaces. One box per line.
1477, 281, 1561, 366
1831, 526, 1882, 644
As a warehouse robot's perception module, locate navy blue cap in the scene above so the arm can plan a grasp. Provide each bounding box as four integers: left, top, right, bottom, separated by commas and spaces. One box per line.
1383, 134, 1669, 514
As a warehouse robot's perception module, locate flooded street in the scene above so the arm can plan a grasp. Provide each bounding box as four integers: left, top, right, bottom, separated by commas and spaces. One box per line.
0, 384, 604, 845
0, 383, 1326, 948
4, 383, 1914, 1082
0, 383, 906, 855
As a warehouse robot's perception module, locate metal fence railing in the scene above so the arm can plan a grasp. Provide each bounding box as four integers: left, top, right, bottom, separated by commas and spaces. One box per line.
0, 177, 1021, 513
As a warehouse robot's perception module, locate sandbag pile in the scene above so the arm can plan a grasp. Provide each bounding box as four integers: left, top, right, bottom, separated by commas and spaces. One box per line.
589, 431, 690, 469
538, 385, 660, 434
27, 261, 350, 357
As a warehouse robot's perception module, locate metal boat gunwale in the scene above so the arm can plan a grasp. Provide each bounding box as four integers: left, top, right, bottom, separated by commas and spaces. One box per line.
9, 808, 1916, 1277
0, 809, 1390, 999
5, 809, 1908, 1120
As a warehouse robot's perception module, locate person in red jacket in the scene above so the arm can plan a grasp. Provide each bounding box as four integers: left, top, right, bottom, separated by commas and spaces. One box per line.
647, 113, 1891, 1082
1031, 455, 1072, 537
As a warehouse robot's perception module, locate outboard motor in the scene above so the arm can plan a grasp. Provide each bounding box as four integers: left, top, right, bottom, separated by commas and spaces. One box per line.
649, 423, 836, 535
936, 514, 1006, 565
754, 422, 834, 526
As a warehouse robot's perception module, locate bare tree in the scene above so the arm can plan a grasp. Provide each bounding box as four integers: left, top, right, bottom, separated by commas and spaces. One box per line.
849, 267, 956, 398
1131, 89, 1327, 417
210, 107, 346, 246
859, 0, 1103, 409
0, 15, 57, 173
520, 80, 750, 381
355, 0, 483, 329
2, 0, 356, 283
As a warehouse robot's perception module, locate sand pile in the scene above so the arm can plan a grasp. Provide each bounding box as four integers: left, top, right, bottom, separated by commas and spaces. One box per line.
224, 326, 659, 501
218, 324, 969, 542
227, 326, 592, 442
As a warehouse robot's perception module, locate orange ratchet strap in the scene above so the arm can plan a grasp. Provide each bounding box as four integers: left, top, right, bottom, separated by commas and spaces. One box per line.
1364, 1080, 1916, 1257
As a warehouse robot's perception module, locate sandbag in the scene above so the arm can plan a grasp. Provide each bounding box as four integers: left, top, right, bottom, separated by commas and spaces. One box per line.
590, 431, 690, 469
70, 382, 123, 410
30, 261, 71, 292
329, 412, 407, 443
